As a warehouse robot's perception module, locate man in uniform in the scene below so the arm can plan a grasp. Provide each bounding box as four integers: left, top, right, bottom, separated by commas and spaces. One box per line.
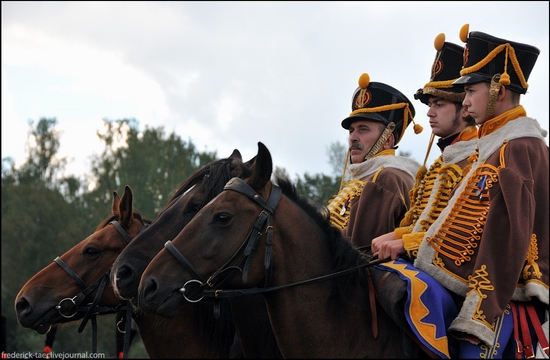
368, 32, 479, 359
371, 33, 478, 262
413, 25, 548, 358
326, 73, 422, 249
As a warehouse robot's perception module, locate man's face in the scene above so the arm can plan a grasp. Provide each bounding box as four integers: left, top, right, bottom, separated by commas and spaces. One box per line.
347, 119, 385, 164
426, 97, 463, 139
463, 82, 490, 124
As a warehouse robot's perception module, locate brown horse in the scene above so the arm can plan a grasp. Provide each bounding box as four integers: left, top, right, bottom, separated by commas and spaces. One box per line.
138, 142, 418, 358
14, 185, 234, 358
111, 150, 281, 357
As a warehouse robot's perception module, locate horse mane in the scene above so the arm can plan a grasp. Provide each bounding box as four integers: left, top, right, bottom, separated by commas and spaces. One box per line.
274, 175, 369, 311
167, 157, 251, 210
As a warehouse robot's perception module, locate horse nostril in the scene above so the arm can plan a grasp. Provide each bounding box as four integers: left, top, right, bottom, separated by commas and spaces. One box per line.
139, 277, 160, 310
112, 264, 140, 300
15, 297, 32, 317
116, 264, 133, 280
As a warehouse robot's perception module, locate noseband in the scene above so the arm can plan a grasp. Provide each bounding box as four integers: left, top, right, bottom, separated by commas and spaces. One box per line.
164, 177, 281, 302
53, 220, 147, 356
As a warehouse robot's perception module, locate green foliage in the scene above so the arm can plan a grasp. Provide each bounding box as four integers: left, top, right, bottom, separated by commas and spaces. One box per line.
294, 172, 340, 206
82, 119, 217, 224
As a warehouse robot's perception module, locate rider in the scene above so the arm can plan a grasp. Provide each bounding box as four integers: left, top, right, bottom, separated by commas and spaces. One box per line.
413, 24, 549, 358
371, 33, 478, 261
326, 73, 422, 249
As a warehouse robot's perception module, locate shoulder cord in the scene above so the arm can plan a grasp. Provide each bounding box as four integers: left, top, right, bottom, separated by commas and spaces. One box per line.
364, 122, 396, 162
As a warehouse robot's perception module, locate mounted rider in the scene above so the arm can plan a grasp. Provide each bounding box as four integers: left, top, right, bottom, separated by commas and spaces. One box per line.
326, 73, 422, 250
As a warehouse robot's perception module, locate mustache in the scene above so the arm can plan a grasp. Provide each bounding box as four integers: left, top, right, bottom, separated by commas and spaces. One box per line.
350, 141, 364, 151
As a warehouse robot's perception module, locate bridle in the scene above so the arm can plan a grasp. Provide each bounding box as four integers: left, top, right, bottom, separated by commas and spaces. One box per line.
164, 177, 390, 302
53, 219, 148, 357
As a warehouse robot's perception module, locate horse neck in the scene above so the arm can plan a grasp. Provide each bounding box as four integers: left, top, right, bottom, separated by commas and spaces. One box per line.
264, 198, 373, 357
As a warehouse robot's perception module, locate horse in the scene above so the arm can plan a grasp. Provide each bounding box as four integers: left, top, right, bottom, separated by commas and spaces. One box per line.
14, 185, 234, 358
110, 149, 281, 358
138, 142, 420, 358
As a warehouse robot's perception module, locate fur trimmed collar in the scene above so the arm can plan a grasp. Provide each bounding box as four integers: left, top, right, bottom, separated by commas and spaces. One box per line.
348, 155, 420, 180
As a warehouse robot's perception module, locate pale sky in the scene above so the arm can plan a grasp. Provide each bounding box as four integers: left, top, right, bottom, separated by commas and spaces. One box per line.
2, 1, 549, 184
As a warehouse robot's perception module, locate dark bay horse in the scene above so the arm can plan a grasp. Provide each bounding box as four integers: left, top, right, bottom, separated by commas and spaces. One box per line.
110, 149, 281, 358
14, 185, 234, 358
138, 142, 415, 358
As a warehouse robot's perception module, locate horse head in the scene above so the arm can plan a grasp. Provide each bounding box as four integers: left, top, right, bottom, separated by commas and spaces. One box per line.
110, 149, 254, 302
15, 186, 149, 335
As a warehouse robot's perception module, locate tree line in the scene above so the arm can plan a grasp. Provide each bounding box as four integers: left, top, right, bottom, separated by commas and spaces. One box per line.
1, 117, 346, 356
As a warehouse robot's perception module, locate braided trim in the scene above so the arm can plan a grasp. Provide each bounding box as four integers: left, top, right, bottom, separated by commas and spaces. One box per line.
469, 265, 495, 328
523, 234, 542, 280
371, 168, 385, 183
423, 78, 458, 89
400, 159, 441, 228
326, 179, 365, 229
417, 163, 463, 233
425, 163, 499, 266
351, 102, 415, 144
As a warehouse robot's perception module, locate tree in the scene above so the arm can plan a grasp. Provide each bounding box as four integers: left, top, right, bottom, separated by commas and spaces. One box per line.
82, 118, 218, 224
16, 118, 67, 188
2, 118, 147, 356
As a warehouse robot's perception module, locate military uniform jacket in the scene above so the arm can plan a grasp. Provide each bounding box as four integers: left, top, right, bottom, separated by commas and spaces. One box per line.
414, 106, 549, 346
398, 126, 479, 259
342, 153, 420, 248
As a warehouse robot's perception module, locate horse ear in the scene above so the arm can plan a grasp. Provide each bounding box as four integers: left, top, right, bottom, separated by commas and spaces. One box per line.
119, 185, 135, 229
112, 191, 121, 214
248, 142, 272, 191
244, 155, 256, 169
229, 149, 242, 161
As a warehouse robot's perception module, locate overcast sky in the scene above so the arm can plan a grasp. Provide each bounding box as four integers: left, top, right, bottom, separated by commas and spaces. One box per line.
2, 1, 549, 185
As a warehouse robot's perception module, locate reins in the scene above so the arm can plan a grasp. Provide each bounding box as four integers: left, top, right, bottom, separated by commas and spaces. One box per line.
52, 220, 147, 357
201, 254, 390, 299
165, 177, 390, 301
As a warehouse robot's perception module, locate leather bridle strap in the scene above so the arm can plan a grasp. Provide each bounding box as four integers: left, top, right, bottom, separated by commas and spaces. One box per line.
52, 220, 145, 357
223, 177, 282, 282
167, 177, 282, 296
110, 221, 134, 243
165, 241, 206, 282
54, 256, 87, 289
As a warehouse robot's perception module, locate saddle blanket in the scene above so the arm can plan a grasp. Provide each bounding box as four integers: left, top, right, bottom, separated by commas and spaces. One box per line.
374, 259, 515, 358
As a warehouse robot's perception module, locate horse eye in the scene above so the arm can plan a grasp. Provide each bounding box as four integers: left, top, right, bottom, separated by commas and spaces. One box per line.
215, 213, 232, 224
83, 247, 101, 258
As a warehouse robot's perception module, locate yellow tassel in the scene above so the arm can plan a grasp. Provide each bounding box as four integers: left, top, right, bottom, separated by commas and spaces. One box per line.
499, 73, 511, 85
413, 123, 423, 134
